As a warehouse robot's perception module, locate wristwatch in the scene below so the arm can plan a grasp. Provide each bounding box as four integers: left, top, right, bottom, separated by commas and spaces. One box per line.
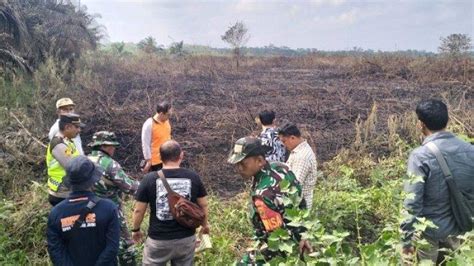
131, 228, 140, 232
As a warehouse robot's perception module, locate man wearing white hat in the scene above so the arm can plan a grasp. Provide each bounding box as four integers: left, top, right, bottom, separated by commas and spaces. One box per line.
49, 98, 84, 155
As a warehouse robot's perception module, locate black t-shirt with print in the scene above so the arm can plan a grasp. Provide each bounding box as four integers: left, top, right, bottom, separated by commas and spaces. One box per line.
135, 168, 207, 240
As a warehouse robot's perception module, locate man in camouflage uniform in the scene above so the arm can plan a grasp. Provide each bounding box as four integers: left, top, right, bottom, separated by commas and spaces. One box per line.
228, 137, 312, 264
87, 131, 140, 266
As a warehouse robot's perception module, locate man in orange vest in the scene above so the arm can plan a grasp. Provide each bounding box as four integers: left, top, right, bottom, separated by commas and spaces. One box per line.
141, 101, 172, 173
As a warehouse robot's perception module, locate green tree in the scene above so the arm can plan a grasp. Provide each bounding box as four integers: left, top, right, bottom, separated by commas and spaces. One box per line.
221, 21, 250, 68
169, 41, 186, 56
138, 36, 162, 54
438, 34, 472, 57
0, 0, 101, 75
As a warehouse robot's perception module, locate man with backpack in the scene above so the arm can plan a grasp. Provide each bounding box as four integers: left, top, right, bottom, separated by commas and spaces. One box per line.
401, 99, 474, 263
47, 156, 120, 265
132, 140, 209, 266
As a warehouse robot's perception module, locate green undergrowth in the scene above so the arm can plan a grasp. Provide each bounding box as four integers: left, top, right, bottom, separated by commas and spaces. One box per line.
1, 108, 473, 265
2, 141, 472, 265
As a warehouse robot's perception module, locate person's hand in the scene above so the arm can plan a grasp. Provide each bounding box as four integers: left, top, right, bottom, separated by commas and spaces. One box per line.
132, 231, 143, 244
142, 160, 151, 173
200, 224, 210, 235
298, 239, 313, 255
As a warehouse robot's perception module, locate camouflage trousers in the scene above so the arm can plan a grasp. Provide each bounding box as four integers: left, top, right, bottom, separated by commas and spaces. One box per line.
118, 208, 137, 266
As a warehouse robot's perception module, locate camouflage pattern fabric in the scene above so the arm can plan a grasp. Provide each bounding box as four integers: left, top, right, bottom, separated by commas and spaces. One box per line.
88, 150, 138, 205
88, 131, 120, 148
239, 162, 305, 264
118, 208, 136, 266
88, 150, 139, 265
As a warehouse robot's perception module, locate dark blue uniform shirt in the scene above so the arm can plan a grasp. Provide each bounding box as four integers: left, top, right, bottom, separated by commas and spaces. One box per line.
47, 191, 120, 266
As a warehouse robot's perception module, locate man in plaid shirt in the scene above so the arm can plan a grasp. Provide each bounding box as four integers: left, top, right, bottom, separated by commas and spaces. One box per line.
278, 123, 318, 210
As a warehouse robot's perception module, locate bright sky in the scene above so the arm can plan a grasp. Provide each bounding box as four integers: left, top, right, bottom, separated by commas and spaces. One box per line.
79, 0, 473, 52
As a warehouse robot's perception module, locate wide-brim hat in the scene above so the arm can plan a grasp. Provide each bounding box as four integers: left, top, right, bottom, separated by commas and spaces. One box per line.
87, 131, 120, 147
63, 156, 104, 191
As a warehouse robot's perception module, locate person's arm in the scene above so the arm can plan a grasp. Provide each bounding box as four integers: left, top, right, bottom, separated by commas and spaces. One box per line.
400, 152, 426, 251
48, 120, 59, 141
51, 143, 74, 168
73, 135, 84, 155
108, 160, 139, 195
95, 206, 120, 265
197, 196, 210, 234
47, 213, 71, 265
141, 119, 152, 172
131, 201, 148, 243
290, 154, 311, 185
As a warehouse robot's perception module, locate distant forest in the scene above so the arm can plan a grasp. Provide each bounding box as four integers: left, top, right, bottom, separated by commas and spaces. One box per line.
102, 41, 444, 57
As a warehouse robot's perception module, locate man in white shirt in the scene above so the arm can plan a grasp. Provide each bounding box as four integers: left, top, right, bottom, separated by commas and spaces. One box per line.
278, 123, 318, 210
49, 98, 84, 155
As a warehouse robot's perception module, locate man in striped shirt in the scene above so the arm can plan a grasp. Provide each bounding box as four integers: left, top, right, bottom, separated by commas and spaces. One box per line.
257, 110, 286, 163
278, 123, 318, 210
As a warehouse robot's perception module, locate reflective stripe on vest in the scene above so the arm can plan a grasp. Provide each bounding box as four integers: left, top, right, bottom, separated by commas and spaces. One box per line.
46, 138, 80, 192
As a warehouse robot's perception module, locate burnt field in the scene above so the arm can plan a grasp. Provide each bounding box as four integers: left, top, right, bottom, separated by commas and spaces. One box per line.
60, 54, 471, 196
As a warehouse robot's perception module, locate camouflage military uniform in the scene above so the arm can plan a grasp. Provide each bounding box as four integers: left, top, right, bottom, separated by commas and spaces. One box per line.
241, 162, 305, 265
87, 131, 139, 266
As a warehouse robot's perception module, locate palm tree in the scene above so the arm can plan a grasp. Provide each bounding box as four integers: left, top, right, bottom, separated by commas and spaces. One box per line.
0, 0, 102, 75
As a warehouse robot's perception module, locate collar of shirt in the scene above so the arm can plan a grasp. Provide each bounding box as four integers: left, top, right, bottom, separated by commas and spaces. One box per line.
261, 126, 276, 134
69, 191, 95, 199
252, 164, 271, 188
422, 131, 455, 145
90, 149, 110, 157
291, 140, 308, 154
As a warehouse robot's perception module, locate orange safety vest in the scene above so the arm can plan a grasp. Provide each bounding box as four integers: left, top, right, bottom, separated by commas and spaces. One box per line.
151, 118, 171, 165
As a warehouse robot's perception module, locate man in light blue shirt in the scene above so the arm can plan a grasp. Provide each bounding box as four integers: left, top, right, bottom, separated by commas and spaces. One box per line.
401, 99, 474, 263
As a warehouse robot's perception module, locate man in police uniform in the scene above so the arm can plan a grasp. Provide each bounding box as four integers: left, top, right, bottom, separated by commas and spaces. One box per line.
46, 113, 83, 206
87, 131, 140, 266
228, 137, 312, 264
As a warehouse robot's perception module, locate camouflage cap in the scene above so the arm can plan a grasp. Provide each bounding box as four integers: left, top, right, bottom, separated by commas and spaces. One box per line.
227, 137, 269, 164
88, 131, 120, 147
56, 98, 75, 109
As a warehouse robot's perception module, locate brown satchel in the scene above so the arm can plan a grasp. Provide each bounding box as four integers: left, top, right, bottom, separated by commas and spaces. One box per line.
157, 170, 205, 229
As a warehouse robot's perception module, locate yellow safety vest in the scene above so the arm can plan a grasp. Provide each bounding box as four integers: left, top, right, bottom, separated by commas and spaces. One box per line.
46, 137, 80, 192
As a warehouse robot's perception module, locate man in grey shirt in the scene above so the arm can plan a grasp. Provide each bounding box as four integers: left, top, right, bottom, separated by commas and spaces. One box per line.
401, 99, 474, 263
49, 98, 84, 155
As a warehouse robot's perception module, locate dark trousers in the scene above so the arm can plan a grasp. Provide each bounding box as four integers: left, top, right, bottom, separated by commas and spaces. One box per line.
150, 163, 163, 172
48, 194, 66, 206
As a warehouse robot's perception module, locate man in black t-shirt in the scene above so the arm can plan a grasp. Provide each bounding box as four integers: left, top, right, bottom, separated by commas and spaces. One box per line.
132, 140, 209, 266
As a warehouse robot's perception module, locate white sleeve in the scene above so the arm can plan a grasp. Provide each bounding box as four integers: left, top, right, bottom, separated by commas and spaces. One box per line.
48, 120, 59, 140
73, 135, 84, 155
141, 118, 152, 160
